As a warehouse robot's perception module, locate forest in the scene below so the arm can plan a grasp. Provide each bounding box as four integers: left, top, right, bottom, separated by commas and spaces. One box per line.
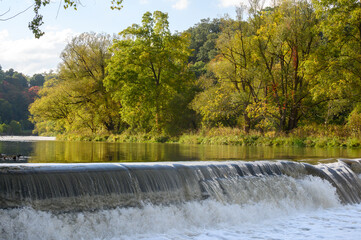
0, 67, 50, 135
2, 0, 361, 146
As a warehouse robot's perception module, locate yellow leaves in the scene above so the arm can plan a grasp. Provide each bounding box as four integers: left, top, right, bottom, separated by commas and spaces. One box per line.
245, 101, 279, 131
110, 0, 123, 10
191, 81, 243, 126
256, 25, 266, 37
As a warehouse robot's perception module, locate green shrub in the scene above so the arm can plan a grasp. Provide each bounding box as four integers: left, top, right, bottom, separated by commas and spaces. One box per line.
327, 137, 342, 147
272, 137, 286, 146
347, 138, 361, 148
315, 138, 328, 148
178, 134, 202, 144
0, 123, 9, 134
304, 138, 316, 147
154, 136, 169, 143
243, 135, 259, 145
347, 110, 361, 137
286, 137, 305, 147
9, 120, 22, 135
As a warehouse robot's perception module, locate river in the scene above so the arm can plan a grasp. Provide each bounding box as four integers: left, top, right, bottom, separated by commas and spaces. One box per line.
1, 136, 361, 240
1, 136, 361, 163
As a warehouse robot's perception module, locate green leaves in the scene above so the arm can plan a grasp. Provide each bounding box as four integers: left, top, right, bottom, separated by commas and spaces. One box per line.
186, 18, 221, 63
110, 0, 123, 10
105, 11, 194, 134
308, 0, 361, 100
28, 1, 123, 38
192, 0, 320, 132
30, 33, 124, 135
29, 2, 361, 136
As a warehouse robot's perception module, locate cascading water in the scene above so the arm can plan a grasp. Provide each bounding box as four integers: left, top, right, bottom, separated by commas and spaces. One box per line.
1, 159, 361, 239
1, 160, 361, 210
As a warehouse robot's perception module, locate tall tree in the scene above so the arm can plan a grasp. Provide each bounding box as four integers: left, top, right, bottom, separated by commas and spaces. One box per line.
192, 0, 319, 132
187, 18, 222, 64
0, 69, 30, 122
191, 14, 257, 130
29, 74, 45, 87
105, 11, 194, 134
305, 0, 361, 114
252, 0, 318, 131
30, 32, 123, 135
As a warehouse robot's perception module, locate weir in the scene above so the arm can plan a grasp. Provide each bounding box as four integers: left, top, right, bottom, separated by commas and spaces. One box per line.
1, 160, 361, 211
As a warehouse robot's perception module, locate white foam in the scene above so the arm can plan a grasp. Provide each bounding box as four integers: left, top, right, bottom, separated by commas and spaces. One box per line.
0, 136, 56, 142
3, 202, 360, 240
0, 176, 350, 240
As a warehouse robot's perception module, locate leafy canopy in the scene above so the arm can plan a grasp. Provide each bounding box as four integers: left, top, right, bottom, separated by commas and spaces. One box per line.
105, 11, 194, 134
30, 32, 123, 135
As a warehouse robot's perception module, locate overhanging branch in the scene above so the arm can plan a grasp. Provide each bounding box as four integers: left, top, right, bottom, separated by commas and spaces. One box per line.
0, 5, 34, 21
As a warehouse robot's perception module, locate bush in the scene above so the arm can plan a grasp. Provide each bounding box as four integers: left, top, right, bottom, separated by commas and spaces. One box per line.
179, 135, 203, 144
315, 138, 328, 148
327, 137, 342, 147
286, 137, 305, 147
347, 110, 361, 136
347, 138, 361, 148
243, 135, 259, 145
8, 120, 22, 135
304, 138, 316, 147
0, 123, 9, 134
272, 137, 286, 146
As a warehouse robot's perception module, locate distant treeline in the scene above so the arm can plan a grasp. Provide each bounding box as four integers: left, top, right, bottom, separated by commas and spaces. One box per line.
0, 67, 53, 135
7, 0, 361, 139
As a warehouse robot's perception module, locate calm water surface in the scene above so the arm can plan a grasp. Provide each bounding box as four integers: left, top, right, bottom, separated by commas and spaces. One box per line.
1, 136, 361, 163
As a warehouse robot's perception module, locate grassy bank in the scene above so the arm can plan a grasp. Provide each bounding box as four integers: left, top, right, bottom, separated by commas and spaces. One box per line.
179, 133, 361, 148
178, 126, 361, 148
56, 131, 173, 143
55, 125, 361, 149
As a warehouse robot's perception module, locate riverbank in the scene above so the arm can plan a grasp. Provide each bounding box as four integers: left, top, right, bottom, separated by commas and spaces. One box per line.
55, 126, 361, 149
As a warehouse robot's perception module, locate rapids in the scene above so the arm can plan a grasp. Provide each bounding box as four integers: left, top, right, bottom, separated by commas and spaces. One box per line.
1, 159, 361, 239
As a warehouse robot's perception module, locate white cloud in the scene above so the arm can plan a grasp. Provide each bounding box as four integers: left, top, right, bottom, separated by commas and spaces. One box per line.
139, 0, 149, 4
172, 0, 189, 10
218, 0, 242, 8
0, 28, 76, 75
0, 30, 9, 41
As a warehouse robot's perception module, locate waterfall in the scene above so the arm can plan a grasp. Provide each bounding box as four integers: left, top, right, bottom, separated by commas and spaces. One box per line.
1, 160, 361, 211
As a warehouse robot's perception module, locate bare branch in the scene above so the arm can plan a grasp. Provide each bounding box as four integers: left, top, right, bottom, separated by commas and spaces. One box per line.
0, 5, 34, 21
0, 8, 11, 17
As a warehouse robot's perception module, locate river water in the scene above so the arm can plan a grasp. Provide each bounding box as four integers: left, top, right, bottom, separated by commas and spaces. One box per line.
1, 184, 361, 240
1, 136, 361, 163
1, 136, 361, 240
2, 200, 361, 240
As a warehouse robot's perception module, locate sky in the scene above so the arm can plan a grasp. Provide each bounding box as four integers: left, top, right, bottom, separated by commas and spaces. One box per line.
0, 0, 242, 76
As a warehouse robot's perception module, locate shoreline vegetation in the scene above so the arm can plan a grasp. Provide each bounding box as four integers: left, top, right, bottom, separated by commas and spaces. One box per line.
55, 126, 361, 149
